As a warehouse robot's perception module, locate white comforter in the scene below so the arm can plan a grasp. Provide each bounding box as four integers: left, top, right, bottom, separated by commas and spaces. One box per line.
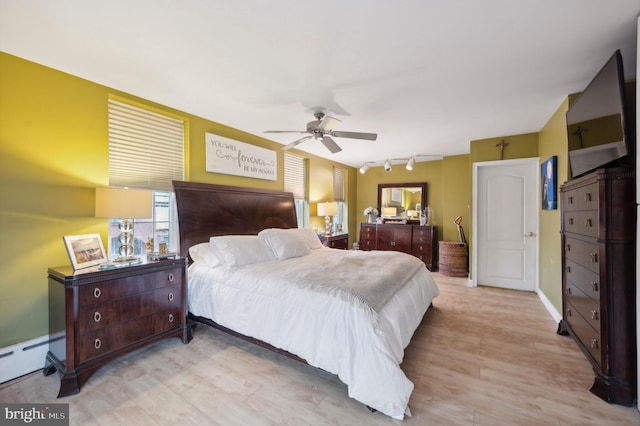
188, 248, 440, 419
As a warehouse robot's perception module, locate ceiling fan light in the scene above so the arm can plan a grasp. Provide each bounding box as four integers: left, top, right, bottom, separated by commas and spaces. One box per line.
406, 156, 415, 171
359, 163, 369, 174
384, 160, 392, 172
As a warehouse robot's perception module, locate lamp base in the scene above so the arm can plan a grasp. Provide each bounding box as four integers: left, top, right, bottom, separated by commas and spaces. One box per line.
324, 215, 332, 236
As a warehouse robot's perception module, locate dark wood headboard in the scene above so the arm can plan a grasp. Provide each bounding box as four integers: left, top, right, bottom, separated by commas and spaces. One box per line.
173, 180, 298, 258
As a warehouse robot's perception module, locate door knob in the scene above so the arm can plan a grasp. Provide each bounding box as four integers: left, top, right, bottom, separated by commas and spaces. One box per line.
524, 232, 536, 237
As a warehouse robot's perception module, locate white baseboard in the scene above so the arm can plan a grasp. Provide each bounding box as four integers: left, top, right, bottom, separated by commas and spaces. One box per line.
0, 334, 60, 384
537, 288, 562, 324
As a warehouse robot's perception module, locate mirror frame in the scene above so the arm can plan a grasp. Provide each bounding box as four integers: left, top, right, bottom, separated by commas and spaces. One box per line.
377, 182, 427, 222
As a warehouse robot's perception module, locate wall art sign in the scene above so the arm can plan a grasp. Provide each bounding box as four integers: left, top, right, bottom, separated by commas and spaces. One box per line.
205, 133, 277, 181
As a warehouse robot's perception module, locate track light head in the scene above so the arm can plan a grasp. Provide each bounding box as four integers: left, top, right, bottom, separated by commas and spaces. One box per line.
359, 163, 369, 174
384, 159, 392, 172
406, 156, 415, 171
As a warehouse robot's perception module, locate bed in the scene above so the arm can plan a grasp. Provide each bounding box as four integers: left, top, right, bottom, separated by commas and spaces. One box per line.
173, 180, 440, 419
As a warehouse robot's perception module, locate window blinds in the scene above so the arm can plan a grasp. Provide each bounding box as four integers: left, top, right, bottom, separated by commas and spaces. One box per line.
284, 152, 306, 200
108, 98, 184, 191
333, 166, 345, 202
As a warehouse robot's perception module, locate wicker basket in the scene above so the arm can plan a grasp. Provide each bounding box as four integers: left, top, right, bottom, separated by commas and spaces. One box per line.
439, 241, 468, 277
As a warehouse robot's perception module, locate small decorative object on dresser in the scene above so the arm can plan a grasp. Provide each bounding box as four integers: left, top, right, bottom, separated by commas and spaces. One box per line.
44, 258, 192, 397
557, 167, 636, 406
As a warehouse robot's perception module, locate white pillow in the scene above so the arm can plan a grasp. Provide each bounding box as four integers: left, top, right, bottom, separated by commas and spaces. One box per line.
258, 228, 311, 260
290, 228, 325, 250
188, 242, 223, 267
210, 235, 275, 267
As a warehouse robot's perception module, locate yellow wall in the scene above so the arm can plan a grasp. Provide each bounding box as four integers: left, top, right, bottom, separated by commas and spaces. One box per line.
538, 99, 570, 312
0, 52, 354, 347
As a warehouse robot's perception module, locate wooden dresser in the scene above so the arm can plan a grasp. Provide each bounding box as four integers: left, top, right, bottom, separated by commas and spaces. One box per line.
45, 258, 192, 397
359, 223, 437, 270
319, 233, 349, 249
557, 167, 636, 405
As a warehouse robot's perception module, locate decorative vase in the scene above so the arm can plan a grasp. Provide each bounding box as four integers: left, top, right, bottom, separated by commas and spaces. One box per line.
368, 214, 374, 223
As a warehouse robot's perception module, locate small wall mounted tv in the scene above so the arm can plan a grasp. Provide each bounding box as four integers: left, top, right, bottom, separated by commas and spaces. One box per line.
566, 50, 631, 178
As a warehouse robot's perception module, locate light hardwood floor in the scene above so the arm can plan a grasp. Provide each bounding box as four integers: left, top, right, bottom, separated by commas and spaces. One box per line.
2, 273, 639, 425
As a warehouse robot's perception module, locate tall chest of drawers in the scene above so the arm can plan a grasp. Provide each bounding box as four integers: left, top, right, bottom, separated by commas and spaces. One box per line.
558, 167, 636, 405
45, 258, 192, 397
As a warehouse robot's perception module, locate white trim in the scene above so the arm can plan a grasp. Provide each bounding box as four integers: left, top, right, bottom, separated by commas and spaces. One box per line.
537, 289, 562, 323
0, 334, 55, 384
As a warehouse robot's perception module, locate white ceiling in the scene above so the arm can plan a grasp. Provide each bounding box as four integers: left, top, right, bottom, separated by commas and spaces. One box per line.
1, 1, 638, 168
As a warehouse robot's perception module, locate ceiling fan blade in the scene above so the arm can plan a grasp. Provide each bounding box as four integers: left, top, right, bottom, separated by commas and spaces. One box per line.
321, 136, 342, 153
330, 131, 378, 141
264, 130, 307, 134
280, 135, 313, 150
317, 115, 341, 132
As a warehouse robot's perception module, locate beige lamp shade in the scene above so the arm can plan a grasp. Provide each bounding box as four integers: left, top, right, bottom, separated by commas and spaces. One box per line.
95, 188, 153, 219
383, 207, 397, 217
317, 202, 338, 217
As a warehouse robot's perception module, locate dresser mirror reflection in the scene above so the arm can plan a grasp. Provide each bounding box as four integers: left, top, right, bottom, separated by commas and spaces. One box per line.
377, 182, 427, 223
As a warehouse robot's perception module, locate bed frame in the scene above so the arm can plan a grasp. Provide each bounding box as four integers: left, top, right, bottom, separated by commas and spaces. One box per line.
173, 180, 308, 363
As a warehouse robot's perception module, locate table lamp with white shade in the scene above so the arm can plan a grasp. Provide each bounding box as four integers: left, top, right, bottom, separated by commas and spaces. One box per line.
317, 202, 338, 236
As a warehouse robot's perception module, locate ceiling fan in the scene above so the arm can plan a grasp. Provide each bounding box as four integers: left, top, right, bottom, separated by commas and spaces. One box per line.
264, 112, 377, 153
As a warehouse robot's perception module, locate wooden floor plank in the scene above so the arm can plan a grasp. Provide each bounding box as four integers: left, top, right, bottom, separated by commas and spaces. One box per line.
1, 272, 639, 425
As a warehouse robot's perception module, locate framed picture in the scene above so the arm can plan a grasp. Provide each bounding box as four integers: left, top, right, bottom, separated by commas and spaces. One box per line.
541, 156, 557, 210
63, 234, 107, 270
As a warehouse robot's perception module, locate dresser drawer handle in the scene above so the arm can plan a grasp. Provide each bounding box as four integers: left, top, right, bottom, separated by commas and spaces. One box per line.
591, 282, 599, 292
93, 312, 102, 323
94, 338, 102, 349
566, 244, 571, 252
168, 293, 174, 301
566, 265, 571, 273
168, 273, 175, 282
93, 288, 102, 298
568, 217, 574, 226
591, 310, 598, 321
585, 193, 592, 203
168, 313, 174, 323
568, 196, 574, 204
566, 288, 572, 296
567, 309, 572, 317
584, 218, 592, 228
591, 339, 598, 349
590, 253, 598, 263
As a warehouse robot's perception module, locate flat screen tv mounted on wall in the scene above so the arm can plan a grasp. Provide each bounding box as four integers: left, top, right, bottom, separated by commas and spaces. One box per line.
566, 50, 631, 178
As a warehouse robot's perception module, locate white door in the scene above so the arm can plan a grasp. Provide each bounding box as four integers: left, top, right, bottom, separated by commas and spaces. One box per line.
473, 159, 538, 291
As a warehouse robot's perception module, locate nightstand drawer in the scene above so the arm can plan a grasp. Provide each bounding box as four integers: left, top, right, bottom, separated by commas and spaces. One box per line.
78, 267, 182, 306
78, 309, 182, 362
77, 287, 183, 334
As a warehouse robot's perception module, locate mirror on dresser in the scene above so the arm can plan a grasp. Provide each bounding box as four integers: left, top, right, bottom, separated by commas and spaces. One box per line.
377, 182, 427, 223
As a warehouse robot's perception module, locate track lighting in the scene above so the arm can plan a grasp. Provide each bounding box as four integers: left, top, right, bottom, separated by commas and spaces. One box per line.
384, 160, 392, 172
406, 156, 415, 171
359, 163, 369, 174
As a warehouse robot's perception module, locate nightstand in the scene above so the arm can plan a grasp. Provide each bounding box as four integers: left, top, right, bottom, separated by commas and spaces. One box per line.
44, 258, 192, 397
320, 234, 349, 250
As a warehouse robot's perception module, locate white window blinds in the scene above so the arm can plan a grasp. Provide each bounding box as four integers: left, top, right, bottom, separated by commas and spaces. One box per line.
108, 98, 185, 191
284, 152, 306, 200
333, 166, 345, 202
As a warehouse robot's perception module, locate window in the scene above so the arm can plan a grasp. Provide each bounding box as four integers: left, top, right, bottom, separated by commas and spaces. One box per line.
284, 152, 308, 228
107, 98, 185, 257
333, 166, 347, 233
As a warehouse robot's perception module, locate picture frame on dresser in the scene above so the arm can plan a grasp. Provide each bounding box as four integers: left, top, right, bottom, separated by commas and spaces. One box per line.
62, 234, 107, 270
